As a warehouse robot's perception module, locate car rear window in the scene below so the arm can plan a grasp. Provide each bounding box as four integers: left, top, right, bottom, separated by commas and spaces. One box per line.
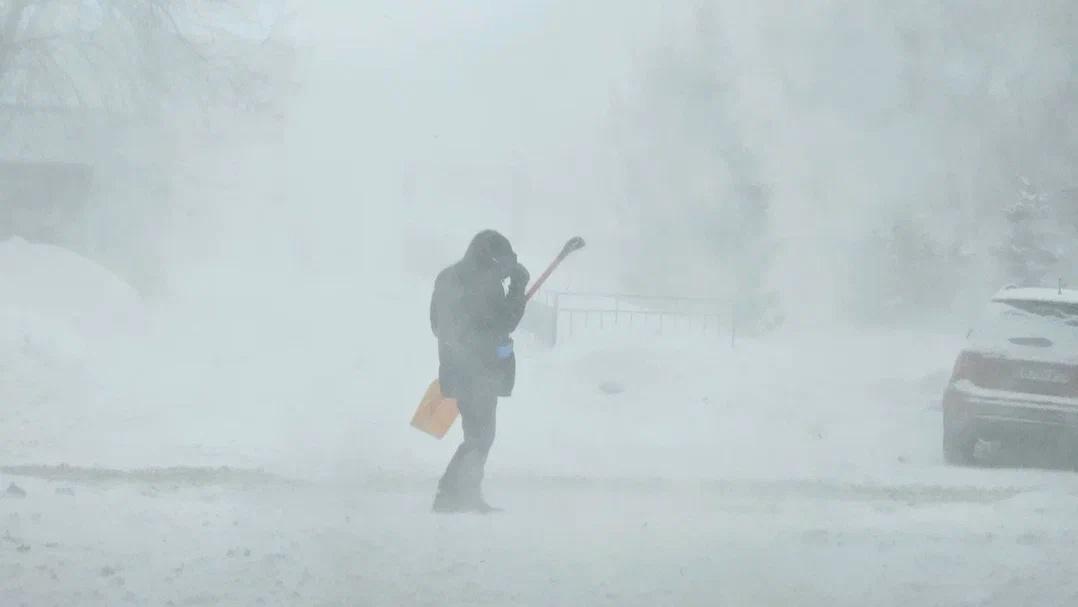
996, 300, 1078, 325
968, 300, 1078, 357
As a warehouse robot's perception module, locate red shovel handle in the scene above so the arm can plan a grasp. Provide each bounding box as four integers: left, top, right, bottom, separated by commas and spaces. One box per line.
525, 236, 586, 301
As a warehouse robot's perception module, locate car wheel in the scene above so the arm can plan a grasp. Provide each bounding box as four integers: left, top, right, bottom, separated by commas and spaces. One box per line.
943, 416, 978, 466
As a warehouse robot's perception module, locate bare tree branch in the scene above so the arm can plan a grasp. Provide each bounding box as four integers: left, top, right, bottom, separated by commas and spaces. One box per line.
0, 0, 289, 115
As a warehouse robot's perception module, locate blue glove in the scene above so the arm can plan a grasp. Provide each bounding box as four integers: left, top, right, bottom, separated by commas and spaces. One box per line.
496, 341, 514, 360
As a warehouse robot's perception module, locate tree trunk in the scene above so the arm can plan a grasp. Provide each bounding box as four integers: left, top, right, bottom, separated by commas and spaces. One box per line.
0, 1, 31, 81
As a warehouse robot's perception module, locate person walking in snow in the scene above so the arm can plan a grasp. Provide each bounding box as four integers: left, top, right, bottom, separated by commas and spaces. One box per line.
429, 230, 529, 513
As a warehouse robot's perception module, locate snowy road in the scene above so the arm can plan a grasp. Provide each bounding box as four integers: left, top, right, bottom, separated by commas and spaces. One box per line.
2, 467, 1078, 606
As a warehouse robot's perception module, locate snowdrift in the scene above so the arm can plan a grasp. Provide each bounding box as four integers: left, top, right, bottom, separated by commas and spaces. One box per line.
0, 237, 144, 343
0, 237, 145, 468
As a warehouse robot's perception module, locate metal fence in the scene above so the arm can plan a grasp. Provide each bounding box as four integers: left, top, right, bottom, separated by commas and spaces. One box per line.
524, 291, 732, 346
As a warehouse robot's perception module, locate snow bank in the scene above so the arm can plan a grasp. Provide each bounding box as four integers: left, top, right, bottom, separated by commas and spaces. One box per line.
0, 237, 147, 465
0, 237, 145, 342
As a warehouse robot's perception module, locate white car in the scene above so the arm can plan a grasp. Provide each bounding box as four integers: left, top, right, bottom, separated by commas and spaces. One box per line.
942, 286, 1078, 465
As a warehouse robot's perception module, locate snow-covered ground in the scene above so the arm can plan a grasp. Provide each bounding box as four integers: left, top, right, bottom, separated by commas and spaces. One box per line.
3, 238, 1078, 605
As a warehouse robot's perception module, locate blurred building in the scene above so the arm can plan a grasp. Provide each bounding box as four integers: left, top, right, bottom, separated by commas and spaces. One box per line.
0, 159, 93, 245
0, 103, 171, 289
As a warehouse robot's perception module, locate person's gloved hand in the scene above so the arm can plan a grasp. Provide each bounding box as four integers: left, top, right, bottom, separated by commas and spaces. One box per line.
509, 262, 530, 294
490, 253, 517, 280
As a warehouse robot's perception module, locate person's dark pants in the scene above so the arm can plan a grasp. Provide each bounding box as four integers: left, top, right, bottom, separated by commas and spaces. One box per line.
437, 389, 498, 502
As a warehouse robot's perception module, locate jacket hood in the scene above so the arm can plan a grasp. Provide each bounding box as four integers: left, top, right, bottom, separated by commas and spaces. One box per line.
463, 230, 517, 275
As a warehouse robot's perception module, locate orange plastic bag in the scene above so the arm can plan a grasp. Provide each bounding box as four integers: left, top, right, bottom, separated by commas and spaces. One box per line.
410, 380, 460, 439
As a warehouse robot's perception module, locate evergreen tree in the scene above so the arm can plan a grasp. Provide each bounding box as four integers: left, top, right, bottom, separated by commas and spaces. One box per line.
851, 209, 962, 325
998, 178, 1064, 288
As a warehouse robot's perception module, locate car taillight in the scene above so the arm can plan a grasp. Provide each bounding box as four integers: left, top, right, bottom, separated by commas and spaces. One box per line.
951, 351, 984, 384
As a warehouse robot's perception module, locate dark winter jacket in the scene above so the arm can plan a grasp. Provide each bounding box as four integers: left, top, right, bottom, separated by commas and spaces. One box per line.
430, 231, 527, 398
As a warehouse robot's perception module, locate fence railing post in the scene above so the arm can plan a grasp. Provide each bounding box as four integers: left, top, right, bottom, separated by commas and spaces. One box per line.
552, 292, 560, 347
538, 292, 733, 347
730, 302, 737, 349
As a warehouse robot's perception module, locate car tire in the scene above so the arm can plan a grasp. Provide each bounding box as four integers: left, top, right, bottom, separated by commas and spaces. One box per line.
943, 414, 978, 466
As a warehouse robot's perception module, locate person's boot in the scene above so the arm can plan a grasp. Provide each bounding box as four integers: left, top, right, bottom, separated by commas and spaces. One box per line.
432, 491, 468, 514
464, 494, 502, 514
432, 491, 502, 514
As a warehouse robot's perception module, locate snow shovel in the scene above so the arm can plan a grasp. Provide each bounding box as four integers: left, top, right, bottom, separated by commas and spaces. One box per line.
410, 236, 586, 438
